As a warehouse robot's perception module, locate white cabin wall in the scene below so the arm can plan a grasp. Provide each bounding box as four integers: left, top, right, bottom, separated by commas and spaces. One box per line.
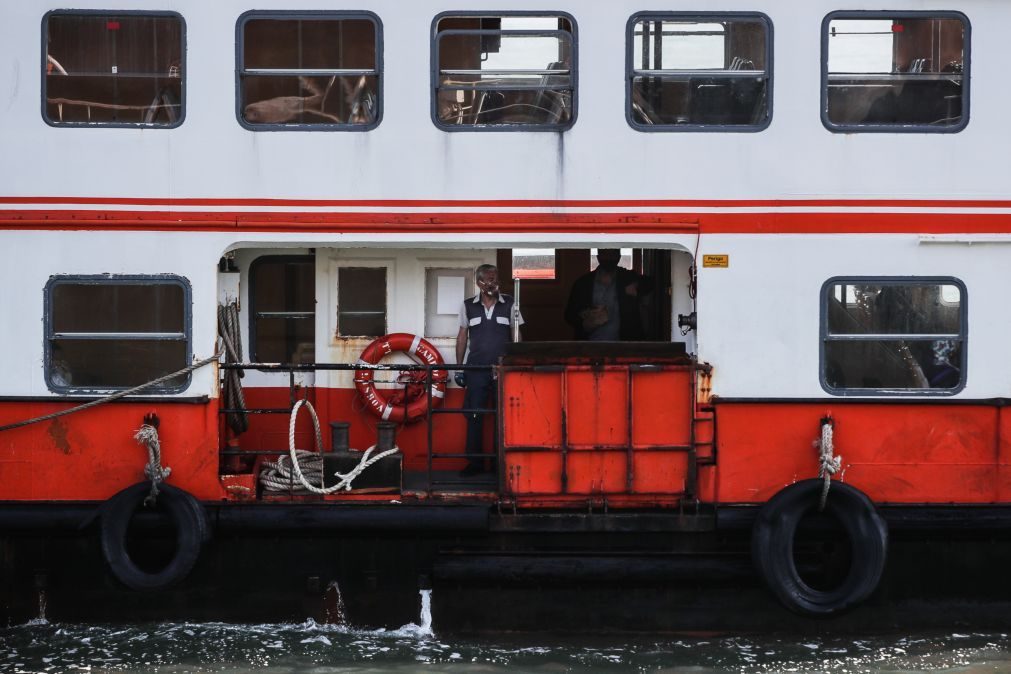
696, 234, 1010, 399
0, 0, 1004, 201
319, 247, 495, 390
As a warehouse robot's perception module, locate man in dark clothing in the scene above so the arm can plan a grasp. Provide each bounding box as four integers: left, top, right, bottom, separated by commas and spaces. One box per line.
455, 264, 524, 476
564, 249, 653, 340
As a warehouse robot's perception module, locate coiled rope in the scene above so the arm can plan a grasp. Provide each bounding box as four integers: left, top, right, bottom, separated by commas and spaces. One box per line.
259, 399, 399, 494
0, 354, 220, 434
815, 416, 841, 511
217, 301, 248, 435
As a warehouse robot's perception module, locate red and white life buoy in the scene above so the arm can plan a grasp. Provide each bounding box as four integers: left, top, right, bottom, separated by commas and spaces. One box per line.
354, 333, 448, 423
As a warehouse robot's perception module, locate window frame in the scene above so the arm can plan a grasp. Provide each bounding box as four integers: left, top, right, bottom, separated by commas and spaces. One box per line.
820, 10, 971, 134
44, 274, 193, 394
235, 10, 383, 132
430, 10, 578, 132
819, 276, 968, 397
248, 255, 316, 363
41, 9, 187, 129
335, 261, 390, 338
625, 11, 773, 133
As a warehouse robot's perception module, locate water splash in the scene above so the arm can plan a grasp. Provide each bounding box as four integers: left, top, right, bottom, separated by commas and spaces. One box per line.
322, 580, 347, 626
419, 589, 433, 635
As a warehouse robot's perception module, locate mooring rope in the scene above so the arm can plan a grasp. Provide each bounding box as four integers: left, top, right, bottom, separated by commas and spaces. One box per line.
134, 422, 171, 506
815, 416, 841, 511
217, 301, 248, 435
259, 399, 399, 494
0, 354, 220, 434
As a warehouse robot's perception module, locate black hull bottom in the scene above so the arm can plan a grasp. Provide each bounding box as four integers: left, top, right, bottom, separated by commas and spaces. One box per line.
4, 504, 1011, 632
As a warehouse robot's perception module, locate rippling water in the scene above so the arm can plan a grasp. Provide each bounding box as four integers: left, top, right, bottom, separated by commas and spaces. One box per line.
3, 619, 1010, 674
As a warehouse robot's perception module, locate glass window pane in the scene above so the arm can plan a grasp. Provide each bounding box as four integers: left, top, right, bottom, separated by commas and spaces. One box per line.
251, 258, 315, 313
243, 18, 376, 70
51, 283, 184, 333
45, 14, 183, 125
254, 317, 315, 363
630, 17, 769, 128
338, 314, 386, 337
824, 339, 962, 390
435, 15, 574, 128
240, 15, 378, 128
251, 256, 315, 362
241, 75, 377, 126
513, 249, 556, 280
338, 268, 386, 336
826, 283, 961, 335
826, 16, 966, 128
51, 338, 188, 389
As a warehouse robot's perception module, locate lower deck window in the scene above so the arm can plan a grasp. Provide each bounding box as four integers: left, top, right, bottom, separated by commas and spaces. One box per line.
822, 279, 966, 394
46, 276, 191, 391
337, 267, 387, 336
250, 256, 315, 363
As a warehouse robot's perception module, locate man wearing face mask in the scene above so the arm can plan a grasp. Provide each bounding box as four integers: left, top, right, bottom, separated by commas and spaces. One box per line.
564, 249, 654, 341
455, 264, 524, 477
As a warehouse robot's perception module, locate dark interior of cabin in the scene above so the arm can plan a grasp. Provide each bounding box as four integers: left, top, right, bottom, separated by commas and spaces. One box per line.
630, 18, 769, 127
826, 17, 965, 126
240, 17, 378, 126
45, 14, 183, 124
436, 16, 573, 126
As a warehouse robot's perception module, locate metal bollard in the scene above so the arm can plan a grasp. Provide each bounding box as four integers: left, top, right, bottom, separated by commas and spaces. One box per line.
329, 422, 350, 453
377, 422, 397, 451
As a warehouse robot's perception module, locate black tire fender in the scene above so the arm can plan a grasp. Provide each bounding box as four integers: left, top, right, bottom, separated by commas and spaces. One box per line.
100, 482, 207, 591
751, 479, 888, 616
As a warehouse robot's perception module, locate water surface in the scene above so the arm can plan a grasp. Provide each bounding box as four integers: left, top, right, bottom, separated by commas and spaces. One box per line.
3, 620, 1010, 673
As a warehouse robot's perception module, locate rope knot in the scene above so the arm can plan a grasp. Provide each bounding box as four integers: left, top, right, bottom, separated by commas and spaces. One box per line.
135, 422, 171, 506
815, 416, 840, 511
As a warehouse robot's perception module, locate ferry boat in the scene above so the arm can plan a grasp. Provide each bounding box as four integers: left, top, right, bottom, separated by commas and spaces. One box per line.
0, 0, 1006, 630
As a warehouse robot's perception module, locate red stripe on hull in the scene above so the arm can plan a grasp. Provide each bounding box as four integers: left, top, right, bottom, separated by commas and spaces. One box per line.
2, 210, 1011, 234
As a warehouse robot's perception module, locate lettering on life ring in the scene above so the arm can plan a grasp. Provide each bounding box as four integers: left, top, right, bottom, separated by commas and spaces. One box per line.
354, 333, 447, 424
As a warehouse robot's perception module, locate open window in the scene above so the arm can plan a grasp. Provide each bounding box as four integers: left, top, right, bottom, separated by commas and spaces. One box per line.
822, 278, 967, 394
823, 12, 969, 132
627, 13, 771, 131
45, 276, 191, 392
433, 12, 576, 130
43, 11, 184, 127
237, 11, 381, 130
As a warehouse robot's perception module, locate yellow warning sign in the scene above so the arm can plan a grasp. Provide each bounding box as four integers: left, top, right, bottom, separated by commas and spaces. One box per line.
702, 254, 729, 268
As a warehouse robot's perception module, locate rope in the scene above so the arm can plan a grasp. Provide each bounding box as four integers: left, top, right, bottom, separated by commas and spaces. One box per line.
0, 354, 220, 433
815, 416, 841, 511
259, 399, 399, 494
134, 423, 171, 506
218, 302, 248, 435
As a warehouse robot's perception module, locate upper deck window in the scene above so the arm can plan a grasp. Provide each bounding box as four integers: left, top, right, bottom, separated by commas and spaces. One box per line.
237, 12, 381, 130
823, 12, 969, 132
43, 11, 184, 127
45, 276, 191, 393
433, 13, 576, 130
821, 278, 966, 395
627, 13, 771, 131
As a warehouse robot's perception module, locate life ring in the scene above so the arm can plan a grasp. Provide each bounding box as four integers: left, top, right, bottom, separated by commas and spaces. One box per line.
355, 333, 447, 423
100, 482, 208, 591
751, 479, 887, 616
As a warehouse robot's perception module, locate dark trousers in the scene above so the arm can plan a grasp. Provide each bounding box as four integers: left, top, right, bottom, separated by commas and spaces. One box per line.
463, 370, 496, 470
